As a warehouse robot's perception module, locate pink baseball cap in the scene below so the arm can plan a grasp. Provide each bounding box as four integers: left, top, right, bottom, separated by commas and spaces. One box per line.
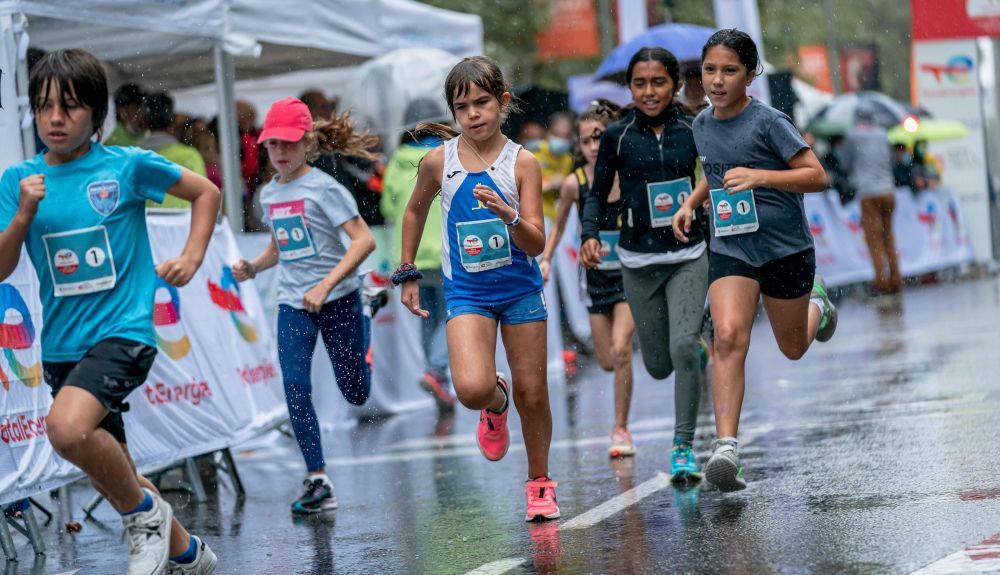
257, 97, 313, 144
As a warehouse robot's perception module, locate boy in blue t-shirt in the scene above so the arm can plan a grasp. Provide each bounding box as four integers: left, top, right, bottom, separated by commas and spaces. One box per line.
0, 50, 221, 574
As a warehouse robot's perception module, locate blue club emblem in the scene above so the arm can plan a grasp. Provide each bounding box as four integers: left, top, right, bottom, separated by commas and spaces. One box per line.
87, 180, 120, 216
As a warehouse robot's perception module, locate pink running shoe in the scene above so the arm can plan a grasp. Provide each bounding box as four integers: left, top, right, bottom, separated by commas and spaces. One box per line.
525, 477, 560, 522
477, 373, 510, 461
608, 427, 636, 458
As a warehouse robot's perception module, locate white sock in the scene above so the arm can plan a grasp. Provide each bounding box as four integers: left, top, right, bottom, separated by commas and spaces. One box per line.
810, 297, 827, 318
309, 473, 333, 487
716, 436, 739, 451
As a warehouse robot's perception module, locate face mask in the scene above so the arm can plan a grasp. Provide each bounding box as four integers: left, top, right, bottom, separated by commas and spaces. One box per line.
548, 137, 571, 155
524, 139, 542, 152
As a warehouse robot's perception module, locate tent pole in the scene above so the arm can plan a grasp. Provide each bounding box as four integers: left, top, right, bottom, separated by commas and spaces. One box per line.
14, 14, 34, 159
213, 42, 243, 232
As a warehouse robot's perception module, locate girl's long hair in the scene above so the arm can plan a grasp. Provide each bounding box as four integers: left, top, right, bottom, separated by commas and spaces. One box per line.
309, 110, 379, 161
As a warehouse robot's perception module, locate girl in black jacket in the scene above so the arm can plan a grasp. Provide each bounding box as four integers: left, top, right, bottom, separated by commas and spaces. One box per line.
580, 47, 709, 483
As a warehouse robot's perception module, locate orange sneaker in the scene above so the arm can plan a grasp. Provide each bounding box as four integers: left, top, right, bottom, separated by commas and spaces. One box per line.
608, 427, 636, 458
476, 373, 510, 461
525, 477, 560, 522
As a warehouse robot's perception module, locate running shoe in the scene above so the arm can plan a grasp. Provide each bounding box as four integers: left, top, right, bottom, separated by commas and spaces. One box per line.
363, 285, 389, 318
608, 427, 636, 458
698, 336, 711, 373
168, 536, 218, 575
123, 489, 172, 575
290, 478, 338, 514
705, 439, 746, 492
477, 373, 510, 461
420, 369, 456, 413
670, 440, 702, 483
811, 275, 838, 343
525, 477, 560, 522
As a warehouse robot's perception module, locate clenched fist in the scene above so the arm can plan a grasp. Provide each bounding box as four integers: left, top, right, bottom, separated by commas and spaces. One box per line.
18, 175, 46, 219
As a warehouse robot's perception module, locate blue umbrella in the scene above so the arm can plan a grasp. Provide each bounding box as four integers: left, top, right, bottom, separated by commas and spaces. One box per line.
594, 23, 717, 82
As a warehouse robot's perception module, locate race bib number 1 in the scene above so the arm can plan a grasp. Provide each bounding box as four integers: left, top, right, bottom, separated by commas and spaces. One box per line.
272, 213, 317, 261
710, 188, 759, 237
595, 230, 621, 271
42, 226, 117, 296
647, 178, 692, 228
456, 218, 512, 273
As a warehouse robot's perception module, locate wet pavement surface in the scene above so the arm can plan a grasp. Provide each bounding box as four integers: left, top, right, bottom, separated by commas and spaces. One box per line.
7, 277, 1000, 574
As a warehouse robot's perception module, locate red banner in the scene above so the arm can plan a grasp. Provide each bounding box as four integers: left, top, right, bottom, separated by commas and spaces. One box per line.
912, 0, 1000, 40
536, 0, 601, 60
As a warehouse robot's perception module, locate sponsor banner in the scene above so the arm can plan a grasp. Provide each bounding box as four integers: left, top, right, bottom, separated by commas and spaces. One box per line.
804, 188, 974, 288
0, 216, 285, 504
0, 14, 23, 172
913, 39, 991, 261
912, 0, 1000, 40
536, 0, 601, 60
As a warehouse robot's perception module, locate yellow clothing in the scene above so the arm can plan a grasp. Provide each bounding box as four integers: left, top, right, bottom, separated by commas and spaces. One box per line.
533, 141, 574, 220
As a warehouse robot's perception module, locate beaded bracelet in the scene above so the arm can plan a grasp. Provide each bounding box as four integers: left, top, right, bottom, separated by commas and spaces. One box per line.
390, 262, 424, 286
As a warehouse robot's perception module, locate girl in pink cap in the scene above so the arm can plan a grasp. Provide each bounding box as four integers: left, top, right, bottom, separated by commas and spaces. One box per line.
232, 97, 378, 514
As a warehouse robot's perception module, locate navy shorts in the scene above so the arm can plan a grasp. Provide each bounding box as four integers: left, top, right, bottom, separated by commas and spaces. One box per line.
708, 248, 815, 300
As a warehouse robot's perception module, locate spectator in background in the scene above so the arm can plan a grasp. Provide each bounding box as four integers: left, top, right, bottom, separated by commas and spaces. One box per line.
517, 120, 546, 151
534, 112, 575, 221
105, 83, 146, 147
138, 92, 207, 209
677, 63, 709, 115
892, 144, 914, 190
380, 98, 456, 413
237, 100, 261, 228
842, 104, 902, 295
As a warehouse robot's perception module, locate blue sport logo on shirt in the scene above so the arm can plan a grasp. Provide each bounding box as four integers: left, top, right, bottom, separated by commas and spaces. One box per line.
86, 180, 120, 216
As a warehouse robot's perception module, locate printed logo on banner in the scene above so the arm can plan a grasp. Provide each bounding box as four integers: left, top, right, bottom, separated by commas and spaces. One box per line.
809, 213, 828, 248
86, 180, 120, 217
207, 266, 257, 342
0, 285, 42, 390
153, 277, 191, 360
920, 55, 974, 85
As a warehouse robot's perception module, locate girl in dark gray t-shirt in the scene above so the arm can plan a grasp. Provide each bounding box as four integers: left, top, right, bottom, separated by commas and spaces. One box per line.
672, 29, 839, 493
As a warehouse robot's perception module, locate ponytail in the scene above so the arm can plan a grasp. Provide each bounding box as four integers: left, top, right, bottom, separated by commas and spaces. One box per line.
310, 110, 379, 161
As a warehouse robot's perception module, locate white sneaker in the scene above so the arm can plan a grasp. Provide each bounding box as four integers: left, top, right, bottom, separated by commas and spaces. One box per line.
123, 489, 173, 575
168, 536, 218, 574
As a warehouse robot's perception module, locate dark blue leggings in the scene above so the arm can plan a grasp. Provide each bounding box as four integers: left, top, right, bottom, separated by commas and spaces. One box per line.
277, 290, 371, 472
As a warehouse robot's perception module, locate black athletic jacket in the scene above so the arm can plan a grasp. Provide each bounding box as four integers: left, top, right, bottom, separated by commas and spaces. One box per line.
581, 105, 705, 253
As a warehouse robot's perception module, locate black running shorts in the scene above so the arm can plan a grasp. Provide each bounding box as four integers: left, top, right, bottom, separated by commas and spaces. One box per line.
43, 338, 157, 444
708, 248, 815, 300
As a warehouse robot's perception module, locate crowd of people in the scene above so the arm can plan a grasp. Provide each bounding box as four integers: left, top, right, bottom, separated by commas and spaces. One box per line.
0, 26, 852, 575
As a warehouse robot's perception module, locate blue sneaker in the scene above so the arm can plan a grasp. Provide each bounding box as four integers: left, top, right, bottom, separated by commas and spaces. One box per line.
670, 440, 702, 483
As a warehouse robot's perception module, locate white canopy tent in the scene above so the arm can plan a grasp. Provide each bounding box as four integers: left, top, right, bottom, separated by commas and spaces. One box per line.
0, 0, 482, 228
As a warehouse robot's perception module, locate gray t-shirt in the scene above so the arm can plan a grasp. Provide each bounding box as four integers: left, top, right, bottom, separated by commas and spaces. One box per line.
260, 168, 362, 308
694, 98, 813, 267
841, 124, 895, 198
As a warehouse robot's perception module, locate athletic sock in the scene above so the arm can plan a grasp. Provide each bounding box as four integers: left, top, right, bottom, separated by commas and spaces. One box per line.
716, 436, 739, 451
170, 536, 198, 564
309, 473, 333, 488
122, 492, 153, 516
487, 377, 509, 414
810, 297, 827, 325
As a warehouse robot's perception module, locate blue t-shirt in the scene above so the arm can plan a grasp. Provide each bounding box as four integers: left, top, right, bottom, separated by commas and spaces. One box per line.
0, 144, 181, 361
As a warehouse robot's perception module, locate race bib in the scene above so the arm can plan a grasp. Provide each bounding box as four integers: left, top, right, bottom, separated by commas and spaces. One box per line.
456, 218, 512, 273
647, 178, 691, 228
595, 230, 621, 271
42, 226, 116, 296
711, 188, 759, 237
271, 213, 317, 261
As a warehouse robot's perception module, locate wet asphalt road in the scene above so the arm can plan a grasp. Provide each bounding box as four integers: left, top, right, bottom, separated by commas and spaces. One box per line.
7, 277, 1000, 574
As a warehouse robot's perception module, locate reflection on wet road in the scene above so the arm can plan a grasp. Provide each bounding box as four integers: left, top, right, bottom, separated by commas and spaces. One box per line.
7, 278, 1000, 574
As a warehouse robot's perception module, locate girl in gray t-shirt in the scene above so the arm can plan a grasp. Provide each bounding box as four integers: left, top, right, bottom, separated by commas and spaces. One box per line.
672, 29, 838, 493
231, 97, 378, 514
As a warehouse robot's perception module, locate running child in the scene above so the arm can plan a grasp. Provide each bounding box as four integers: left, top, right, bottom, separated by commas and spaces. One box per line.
394, 56, 559, 522
579, 47, 709, 483
673, 29, 837, 492
538, 99, 638, 459
232, 97, 377, 514
0, 49, 221, 574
